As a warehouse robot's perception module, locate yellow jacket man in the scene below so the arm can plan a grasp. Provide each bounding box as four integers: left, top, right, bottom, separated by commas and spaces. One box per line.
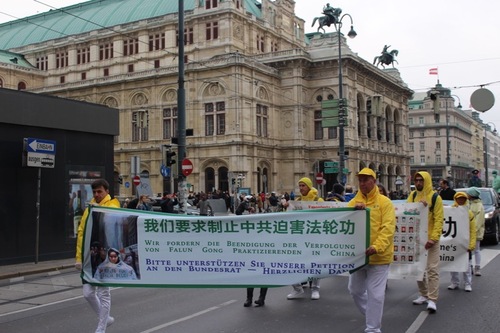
75, 179, 120, 333
347, 168, 396, 333
407, 171, 444, 313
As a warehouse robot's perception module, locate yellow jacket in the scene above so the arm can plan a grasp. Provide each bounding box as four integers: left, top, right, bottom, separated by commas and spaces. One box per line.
347, 185, 396, 265
75, 194, 120, 263
407, 171, 444, 242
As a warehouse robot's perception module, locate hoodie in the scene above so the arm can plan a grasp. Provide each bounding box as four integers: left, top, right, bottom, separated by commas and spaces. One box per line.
407, 171, 444, 242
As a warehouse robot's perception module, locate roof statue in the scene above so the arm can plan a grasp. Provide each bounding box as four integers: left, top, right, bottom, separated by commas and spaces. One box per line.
373, 45, 399, 69
311, 3, 342, 33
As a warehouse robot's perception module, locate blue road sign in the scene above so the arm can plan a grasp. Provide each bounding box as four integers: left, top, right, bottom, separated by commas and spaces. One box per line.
26, 138, 56, 154
160, 164, 170, 177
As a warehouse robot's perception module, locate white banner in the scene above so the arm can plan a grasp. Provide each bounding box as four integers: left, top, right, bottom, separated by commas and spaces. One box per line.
288, 200, 471, 278
81, 207, 369, 287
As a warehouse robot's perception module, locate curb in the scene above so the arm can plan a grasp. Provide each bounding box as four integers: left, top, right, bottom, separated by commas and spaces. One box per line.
0, 264, 75, 281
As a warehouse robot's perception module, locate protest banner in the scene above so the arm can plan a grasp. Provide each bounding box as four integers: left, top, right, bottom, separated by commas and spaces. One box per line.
81, 207, 369, 287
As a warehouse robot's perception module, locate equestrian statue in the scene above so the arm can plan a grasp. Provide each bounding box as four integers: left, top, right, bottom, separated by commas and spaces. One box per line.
311, 3, 342, 33
373, 45, 399, 68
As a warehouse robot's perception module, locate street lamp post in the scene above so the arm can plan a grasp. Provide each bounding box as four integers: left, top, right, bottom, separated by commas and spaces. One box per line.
334, 12, 356, 185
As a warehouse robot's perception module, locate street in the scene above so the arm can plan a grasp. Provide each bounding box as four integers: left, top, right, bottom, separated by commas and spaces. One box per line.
1, 245, 500, 333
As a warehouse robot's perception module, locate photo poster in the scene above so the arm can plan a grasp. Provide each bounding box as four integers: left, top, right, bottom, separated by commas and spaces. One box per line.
80, 207, 370, 288
67, 168, 104, 239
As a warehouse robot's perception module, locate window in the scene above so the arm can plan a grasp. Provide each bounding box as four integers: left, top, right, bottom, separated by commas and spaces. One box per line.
434, 113, 440, 123
420, 155, 425, 163
76, 46, 90, 64
314, 110, 323, 140
154, 60, 160, 68
409, 131, 414, 139
128, 64, 134, 73
205, 0, 218, 9
436, 155, 442, 163
419, 142, 425, 151
103, 68, 110, 76
409, 117, 413, 125
327, 127, 338, 139
436, 129, 440, 136
36, 56, 48, 70
60, 76, 65, 84
55, 51, 68, 68
149, 33, 165, 51
18, 82, 26, 90
409, 142, 414, 151
206, 22, 219, 40
257, 34, 265, 52
176, 27, 194, 46
256, 104, 268, 137
132, 110, 149, 141
163, 107, 178, 139
410, 157, 414, 164
420, 131, 425, 137
418, 116, 424, 124
205, 102, 225, 136
123, 38, 139, 56
81, 72, 87, 80
99, 42, 114, 60
271, 41, 279, 52
436, 141, 441, 150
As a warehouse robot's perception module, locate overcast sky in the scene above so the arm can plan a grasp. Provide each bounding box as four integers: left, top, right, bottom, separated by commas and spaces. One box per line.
1, 0, 499, 129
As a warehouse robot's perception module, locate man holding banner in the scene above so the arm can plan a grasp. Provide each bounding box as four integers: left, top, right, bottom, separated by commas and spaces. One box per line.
75, 179, 120, 333
347, 168, 396, 333
408, 171, 444, 313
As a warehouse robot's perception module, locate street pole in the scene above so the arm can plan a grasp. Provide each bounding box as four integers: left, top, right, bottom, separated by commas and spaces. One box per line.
334, 12, 356, 185
177, 0, 187, 213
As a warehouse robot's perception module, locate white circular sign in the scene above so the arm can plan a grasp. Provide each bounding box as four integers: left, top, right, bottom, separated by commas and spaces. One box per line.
470, 88, 495, 112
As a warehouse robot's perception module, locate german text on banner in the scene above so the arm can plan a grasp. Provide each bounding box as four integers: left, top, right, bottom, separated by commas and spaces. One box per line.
80, 207, 369, 287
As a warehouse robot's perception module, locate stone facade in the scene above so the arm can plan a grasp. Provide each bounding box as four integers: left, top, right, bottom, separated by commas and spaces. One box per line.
0, 0, 413, 197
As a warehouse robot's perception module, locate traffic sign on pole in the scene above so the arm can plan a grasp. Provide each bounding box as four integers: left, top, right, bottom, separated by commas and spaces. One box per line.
316, 172, 323, 184
181, 158, 194, 176
133, 176, 141, 186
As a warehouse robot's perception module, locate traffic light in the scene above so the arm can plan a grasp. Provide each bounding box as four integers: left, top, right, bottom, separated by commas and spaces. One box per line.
166, 151, 176, 166
118, 175, 123, 184
231, 178, 236, 185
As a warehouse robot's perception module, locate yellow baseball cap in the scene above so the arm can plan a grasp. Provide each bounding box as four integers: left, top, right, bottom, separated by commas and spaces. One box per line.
356, 168, 376, 179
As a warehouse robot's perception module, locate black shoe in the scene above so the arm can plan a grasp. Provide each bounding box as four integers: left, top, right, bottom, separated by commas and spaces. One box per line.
254, 298, 265, 307
244, 298, 252, 307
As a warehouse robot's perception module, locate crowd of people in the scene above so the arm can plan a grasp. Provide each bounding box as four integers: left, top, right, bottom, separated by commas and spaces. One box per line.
75, 168, 491, 332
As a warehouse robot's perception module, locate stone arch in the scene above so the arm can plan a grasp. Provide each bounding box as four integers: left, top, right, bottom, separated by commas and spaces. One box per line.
130, 91, 149, 106
161, 88, 177, 103
102, 96, 119, 108
201, 82, 226, 98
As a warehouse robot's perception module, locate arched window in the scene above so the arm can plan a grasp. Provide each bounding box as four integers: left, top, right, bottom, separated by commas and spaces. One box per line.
0, 78, 3, 88
18, 82, 26, 90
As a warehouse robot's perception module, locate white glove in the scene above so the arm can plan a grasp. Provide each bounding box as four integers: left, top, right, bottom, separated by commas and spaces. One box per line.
75, 262, 82, 271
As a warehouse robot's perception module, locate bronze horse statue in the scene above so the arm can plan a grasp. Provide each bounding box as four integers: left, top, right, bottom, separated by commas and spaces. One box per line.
312, 7, 342, 33
373, 49, 399, 68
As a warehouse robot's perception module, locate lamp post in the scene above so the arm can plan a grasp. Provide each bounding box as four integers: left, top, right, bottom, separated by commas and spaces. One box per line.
484, 122, 497, 187
334, 11, 356, 185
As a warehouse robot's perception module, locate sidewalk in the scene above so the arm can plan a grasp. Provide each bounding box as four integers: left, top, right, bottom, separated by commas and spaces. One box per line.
0, 258, 75, 281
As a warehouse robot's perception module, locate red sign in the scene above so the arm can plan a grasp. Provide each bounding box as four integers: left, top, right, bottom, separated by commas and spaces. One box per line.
316, 172, 323, 184
132, 175, 141, 186
181, 158, 194, 176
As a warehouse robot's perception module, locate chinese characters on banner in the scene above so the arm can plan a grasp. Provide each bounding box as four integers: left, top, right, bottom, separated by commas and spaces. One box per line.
81, 207, 369, 287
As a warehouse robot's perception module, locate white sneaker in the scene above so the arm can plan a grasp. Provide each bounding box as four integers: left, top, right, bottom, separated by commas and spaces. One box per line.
287, 288, 304, 299
474, 266, 482, 276
107, 316, 115, 327
447, 283, 459, 290
465, 284, 472, 292
311, 290, 320, 300
412, 296, 428, 305
427, 300, 437, 313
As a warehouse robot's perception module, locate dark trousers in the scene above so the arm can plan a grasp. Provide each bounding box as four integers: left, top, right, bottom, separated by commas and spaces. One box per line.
246, 288, 268, 300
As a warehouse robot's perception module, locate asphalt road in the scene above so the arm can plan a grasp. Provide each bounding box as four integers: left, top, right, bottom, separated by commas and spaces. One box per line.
1, 245, 500, 333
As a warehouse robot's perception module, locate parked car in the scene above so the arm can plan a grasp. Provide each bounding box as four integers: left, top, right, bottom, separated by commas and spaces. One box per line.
455, 187, 500, 245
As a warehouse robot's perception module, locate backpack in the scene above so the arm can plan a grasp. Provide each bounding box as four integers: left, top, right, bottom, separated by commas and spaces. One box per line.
411, 191, 438, 212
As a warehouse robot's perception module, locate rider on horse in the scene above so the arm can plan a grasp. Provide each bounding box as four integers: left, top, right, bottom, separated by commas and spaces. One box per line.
323, 3, 341, 26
